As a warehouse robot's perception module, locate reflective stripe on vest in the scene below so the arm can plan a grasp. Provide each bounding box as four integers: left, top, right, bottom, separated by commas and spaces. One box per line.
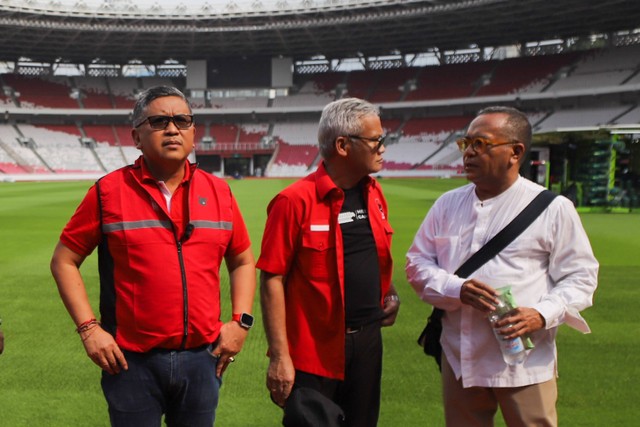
102, 220, 232, 233
191, 220, 233, 231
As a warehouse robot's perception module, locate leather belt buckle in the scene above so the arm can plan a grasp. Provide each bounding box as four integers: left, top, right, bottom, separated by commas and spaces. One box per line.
346, 326, 363, 334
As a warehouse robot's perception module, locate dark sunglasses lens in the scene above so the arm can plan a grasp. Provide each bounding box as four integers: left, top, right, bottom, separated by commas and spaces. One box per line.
173, 115, 193, 129
147, 116, 170, 129
145, 115, 193, 129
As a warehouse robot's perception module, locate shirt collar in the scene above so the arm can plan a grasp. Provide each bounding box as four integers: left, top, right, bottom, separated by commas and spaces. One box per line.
315, 161, 374, 200
134, 155, 195, 185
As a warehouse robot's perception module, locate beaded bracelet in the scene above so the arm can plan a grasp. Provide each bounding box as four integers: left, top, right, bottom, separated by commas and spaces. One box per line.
76, 318, 99, 334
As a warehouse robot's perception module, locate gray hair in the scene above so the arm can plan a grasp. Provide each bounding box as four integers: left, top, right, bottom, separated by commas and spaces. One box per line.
317, 97, 380, 159
131, 86, 192, 127
476, 105, 532, 153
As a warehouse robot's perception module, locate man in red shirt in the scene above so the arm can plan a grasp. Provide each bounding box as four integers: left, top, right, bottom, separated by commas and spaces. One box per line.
50, 86, 256, 426
258, 97, 400, 427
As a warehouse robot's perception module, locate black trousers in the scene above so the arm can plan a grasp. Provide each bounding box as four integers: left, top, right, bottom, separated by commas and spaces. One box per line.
294, 321, 383, 427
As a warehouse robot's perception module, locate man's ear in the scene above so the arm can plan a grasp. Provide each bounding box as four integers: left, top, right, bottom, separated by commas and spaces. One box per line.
335, 136, 350, 157
511, 142, 525, 165
132, 128, 142, 149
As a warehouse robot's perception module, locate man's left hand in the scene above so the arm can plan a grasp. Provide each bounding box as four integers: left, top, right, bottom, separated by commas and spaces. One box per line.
494, 307, 546, 339
381, 295, 400, 327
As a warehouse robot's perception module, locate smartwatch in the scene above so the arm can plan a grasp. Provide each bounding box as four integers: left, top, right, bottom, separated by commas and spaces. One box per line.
232, 313, 254, 330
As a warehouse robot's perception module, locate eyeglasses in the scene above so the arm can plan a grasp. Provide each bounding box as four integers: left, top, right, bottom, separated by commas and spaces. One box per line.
347, 134, 386, 151
135, 114, 194, 130
456, 136, 518, 154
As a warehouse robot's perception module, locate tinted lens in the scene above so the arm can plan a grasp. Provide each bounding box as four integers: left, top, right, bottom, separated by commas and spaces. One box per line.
456, 138, 469, 152
147, 116, 170, 129
471, 137, 487, 152
457, 137, 488, 153
146, 115, 193, 130
172, 115, 194, 129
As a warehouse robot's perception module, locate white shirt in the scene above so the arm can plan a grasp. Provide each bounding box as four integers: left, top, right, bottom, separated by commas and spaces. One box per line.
405, 176, 598, 388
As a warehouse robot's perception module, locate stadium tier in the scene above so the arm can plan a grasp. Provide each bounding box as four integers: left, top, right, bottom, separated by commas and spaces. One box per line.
0, 45, 639, 179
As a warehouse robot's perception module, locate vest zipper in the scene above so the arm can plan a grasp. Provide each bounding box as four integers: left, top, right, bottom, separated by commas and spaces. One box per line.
177, 240, 189, 349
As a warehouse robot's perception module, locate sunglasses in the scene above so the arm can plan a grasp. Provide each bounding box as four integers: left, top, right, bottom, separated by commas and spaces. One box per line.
456, 136, 518, 154
135, 114, 194, 130
347, 134, 386, 151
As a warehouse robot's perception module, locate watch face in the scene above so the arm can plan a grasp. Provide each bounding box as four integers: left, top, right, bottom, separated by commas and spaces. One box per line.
240, 313, 254, 328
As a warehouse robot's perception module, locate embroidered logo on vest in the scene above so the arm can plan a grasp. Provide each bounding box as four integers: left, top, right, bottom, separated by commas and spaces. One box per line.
375, 198, 386, 220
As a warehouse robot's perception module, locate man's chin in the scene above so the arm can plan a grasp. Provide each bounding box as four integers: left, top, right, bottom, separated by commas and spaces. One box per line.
370, 162, 383, 174
463, 166, 477, 181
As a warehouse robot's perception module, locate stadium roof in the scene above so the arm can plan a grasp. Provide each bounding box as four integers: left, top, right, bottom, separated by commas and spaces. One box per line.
0, 0, 639, 65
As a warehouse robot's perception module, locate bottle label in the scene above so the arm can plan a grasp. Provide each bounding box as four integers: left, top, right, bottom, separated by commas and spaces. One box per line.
503, 337, 525, 354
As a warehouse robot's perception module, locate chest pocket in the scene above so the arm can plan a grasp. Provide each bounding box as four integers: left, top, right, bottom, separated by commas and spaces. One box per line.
301, 229, 336, 280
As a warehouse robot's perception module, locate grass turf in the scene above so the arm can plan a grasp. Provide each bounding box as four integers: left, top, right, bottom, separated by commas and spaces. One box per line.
0, 178, 638, 426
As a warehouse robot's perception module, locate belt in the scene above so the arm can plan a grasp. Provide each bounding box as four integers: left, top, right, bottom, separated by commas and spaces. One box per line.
345, 326, 364, 334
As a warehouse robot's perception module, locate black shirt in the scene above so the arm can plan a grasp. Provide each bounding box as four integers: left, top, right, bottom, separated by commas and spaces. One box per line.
339, 184, 383, 327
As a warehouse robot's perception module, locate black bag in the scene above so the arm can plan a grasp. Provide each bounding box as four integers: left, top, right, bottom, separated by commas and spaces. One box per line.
417, 307, 444, 367
416, 190, 557, 371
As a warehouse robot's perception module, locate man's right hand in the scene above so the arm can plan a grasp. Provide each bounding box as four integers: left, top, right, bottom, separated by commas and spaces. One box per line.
81, 326, 128, 375
460, 279, 499, 313
266, 355, 295, 407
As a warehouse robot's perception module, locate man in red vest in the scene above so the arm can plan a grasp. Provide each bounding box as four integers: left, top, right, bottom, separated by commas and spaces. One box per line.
51, 86, 256, 426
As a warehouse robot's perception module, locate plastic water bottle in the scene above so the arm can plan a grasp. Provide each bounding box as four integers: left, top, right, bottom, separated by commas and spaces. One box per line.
488, 296, 526, 365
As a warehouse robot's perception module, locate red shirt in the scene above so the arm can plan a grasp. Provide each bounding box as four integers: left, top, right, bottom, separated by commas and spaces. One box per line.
60, 157, 251, 352
257, 162, 393, 379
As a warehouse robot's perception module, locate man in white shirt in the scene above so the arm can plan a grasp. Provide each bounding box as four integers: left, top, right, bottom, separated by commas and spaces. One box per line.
405, 106, 598, 427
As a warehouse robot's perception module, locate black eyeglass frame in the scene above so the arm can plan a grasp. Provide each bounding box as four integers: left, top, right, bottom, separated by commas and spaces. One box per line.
134, 114, 194, 130
347, 134, 386, 151
456, 136, 519, 154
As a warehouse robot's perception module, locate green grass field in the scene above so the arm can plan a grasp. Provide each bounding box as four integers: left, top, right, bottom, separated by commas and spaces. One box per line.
1, 178, 639, 426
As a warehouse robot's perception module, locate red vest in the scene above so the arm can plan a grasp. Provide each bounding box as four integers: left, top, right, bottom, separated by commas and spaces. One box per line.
96, 161, 242, 352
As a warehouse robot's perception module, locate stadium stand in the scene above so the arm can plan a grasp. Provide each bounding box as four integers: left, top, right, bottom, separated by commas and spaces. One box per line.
267, 142, 319, 177
3, 74, 78, 109
113, 125, 136, 146
475, 52, 584, 96
404, 62, 494, 101
19, 124, 102, 173
535, 106, 631, 133
272, 81, 335, 107
616, 105, 640, 124
210, 123, 240, 144
83, 124, 118, 145
239, 123, 269, 143
272, 121, 318, 145
545, 44, 640, 92
0, 124, 51, 173
1, 42, 639, 179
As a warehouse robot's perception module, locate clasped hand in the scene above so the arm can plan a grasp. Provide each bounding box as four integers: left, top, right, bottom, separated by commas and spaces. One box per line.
460, 279, 545, 338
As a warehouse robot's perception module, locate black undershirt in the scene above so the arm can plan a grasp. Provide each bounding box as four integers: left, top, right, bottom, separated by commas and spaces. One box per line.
339, 184, 382, 327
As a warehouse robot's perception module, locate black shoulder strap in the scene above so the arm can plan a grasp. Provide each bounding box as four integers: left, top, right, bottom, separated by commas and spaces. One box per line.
455, 189, 557, 278
429, 190, 557, 323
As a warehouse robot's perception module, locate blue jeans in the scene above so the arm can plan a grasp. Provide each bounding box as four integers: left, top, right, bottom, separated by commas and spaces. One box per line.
101, 344, 222, 427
